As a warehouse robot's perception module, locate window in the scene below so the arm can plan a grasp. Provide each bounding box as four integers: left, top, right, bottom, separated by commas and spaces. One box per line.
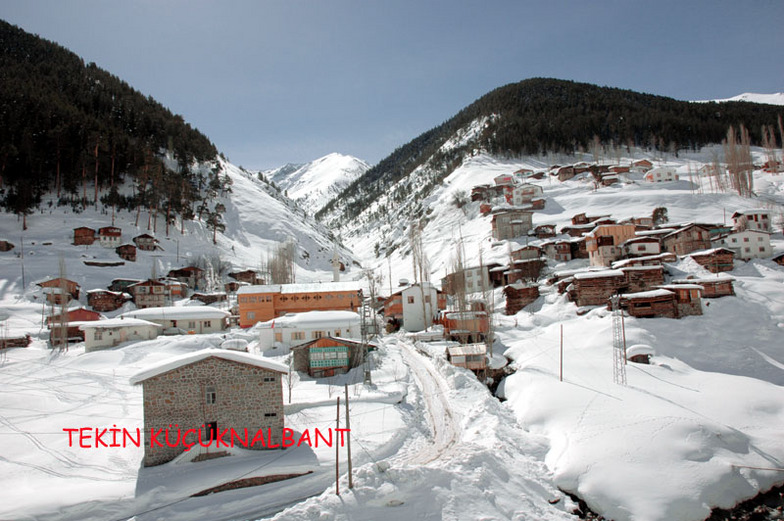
247, 312, 256, 320
94, 330, 103, 340
407, 296, 415, 304
263, 375, 275, 382
743, 237, 750, 243
205, 385, 216, 404
759, 247, 765, 252
757, 237, 763, 242
334, 329, 341, 337
731, 238, 738, 243
264, 412, 277, 417
291, 331, 305, 340
424, 295, 431, 304
745, 247, 750, 253
275, 332, 283, 342
312, 330, 324, 339
188, 321, 196, 329
204, 320, 211, 328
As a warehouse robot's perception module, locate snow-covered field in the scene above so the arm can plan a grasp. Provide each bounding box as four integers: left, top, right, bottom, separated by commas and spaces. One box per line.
1, 148, 784, 521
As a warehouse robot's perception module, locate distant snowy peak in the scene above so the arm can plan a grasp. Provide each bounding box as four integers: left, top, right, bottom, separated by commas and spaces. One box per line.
703, 92, 784, 106
266, 153, 370, 214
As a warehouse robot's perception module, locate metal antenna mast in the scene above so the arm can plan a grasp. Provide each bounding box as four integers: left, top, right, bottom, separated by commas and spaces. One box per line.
610, 295, 627, 386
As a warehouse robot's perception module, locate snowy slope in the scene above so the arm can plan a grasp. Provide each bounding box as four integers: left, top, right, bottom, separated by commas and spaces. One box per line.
266, 153, 370, 215
694, 92, 784, 106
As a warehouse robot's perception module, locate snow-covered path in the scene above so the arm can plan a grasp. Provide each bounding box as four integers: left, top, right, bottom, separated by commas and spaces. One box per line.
396, 338, 461, 465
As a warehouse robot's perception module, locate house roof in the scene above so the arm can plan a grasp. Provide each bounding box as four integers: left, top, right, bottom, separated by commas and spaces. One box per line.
688, 247, 735, 257
732, 210, 770, 218
447, 344, 487, 357
255, 310, 361, 329
237, 281, 364, 296
79, 317, 161, 331
129, 348, 288, 385
573, 269, 625, 280
120, 306, 231, 321
621, 289, 674, 300
658, 284, 703, 291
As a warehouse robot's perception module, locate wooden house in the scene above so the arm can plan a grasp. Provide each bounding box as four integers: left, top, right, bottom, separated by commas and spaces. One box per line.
442, 310, 489, 344
505, 258, 546, 284
631, 159, 653, 172
533, 224, 556, 239
570, 237, 589, 259
0, 335, 32, 349
238, 281, 364, 328
657, 284, 703, 317
568, 270, 626, 306
168, 267, 205, 290
557, 166, 575, 181
609, 166, 630, 174
662, 224, 711, 256
87, 289, 131, 311
511, 245, 542, 262
773, 253, 784, 267
542, 240, 572, 262
133, 234, 159, 251
190, 292, 228, 305
626, 344, 654, 364
491, 209, 533, 240
129, 349, 287, 466
0, 239, 14, 252
224, 281, 246, 293
115, 243, 137, 262
446, 343, 487, 374
600, 174, 620, 186
585, 224, 637, 267
48, 307, 103, 344
503, 283, 540, 315
129, 279, 168, 309
292, 337, 368, 378
621, 265, 664, 293
687, 248, 735, 273
618, 289, 679, 318
37, 278, 80, 303
98, 226, 122, 248
108, 278, 143, 293
671, 277, 734, 298
229, 269, 265, 285
72, 227, 96, 246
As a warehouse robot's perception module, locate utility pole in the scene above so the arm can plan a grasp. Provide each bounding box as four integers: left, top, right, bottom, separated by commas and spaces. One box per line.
344, 384, 353, 489
335, 396, 340, 496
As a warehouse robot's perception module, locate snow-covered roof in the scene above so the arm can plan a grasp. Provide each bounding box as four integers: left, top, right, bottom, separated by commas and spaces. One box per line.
237, 281, 363, 295
444, 311, 488, 320
573, 269, 625, 280
635, 228, 676, 237
255, 310, 360, 329
621, 289, 674, 300
626, 344, 655, 357
130, 348, 288, 385
671, 275, 734, 284
658, 284, 703, 291
79, 318, 161, 331
447, 344, 487, 357
688, 248, 735, 256
119, 307, 230, 321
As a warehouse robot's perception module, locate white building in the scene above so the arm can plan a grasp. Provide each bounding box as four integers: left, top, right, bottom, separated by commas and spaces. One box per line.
384, 282, 439, 333
507, 183, 543, 206
255, 310, 361, 351
713, 229, 773, 260
621, 236, 661, 257
80, 318, 161, 352
732, 210, 772, 233
644, 167, 679, 183
119, 306, 231, 334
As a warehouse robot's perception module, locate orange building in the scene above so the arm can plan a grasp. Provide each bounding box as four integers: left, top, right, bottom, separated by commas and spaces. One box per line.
237, 282, 364, 328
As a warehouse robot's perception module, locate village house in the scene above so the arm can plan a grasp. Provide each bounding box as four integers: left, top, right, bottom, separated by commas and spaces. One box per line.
72, 227, 96, 246
511, 244, 542, 262
98, 226, 122, 248
441, 265, 491, 296
158, 278, 188, 300
504, 258, 546, 284
446, 344, 487, 374
611, 252, 677, 269
609, 165, 630, 174
37, 278, 80, 304
505, 183, 543, 206
190, 292, 228, 305
731, 210, 772, 233
384, 281, 443, 333
493, 174, 515, 186
631, 159, 654, 172
657, 284, 703, 316
120, 306, 231, 334
0, 239, 13, 252
47, 307, 103, 344
644, 167, 679, 182
621, 236, 661, 257
255, 310, 361, 351
532, 224, 556, 239
621, 265, 665, 293
542, 240, 572, 262
569, 237, 589, 259
557, 165, 576, 181
167, 267, 205, 290
87, 289, 131, 312
568, 270, 627, 306
133, 233, 159, 251
713, 229, 772, 260
115, 243, 137, 262
292, 336, 370, 378
81, 317, 161, 352
626, 344, 654, 364
109, 278, 143, 293
229, 269, 265, 285
129, 279, 168, 309
503, 282, 540, 315
129, 349, 288, 466
662, 224, 712, 256
618, 289, 680, 318
442, 308, 490, 344
224, 281, 246, 293
600, 174, 620, 186
672, 276, 735, 298
491, 209, 533, 240
237, 281, 364, 328
585, 224, 637, 267
687, 248, 735, 273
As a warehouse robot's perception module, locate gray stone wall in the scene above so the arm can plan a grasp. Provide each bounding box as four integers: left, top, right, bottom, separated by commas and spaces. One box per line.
140, 357, 284, 466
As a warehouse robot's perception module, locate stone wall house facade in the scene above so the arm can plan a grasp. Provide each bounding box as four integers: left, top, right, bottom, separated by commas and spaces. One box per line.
662, 224, 711, 256
130, 349, 288, 467
491, 209, 533, 240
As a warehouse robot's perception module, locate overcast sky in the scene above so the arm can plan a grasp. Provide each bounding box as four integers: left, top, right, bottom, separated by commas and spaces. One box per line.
2, 1, 783, 169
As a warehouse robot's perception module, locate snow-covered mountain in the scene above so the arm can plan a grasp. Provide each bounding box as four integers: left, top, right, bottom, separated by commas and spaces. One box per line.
711, 92, 784, 105
266, 153, 370, 215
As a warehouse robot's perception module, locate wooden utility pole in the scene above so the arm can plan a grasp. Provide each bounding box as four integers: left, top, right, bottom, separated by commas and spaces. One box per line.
335, 396, 340, 496
345, 384, 353, 489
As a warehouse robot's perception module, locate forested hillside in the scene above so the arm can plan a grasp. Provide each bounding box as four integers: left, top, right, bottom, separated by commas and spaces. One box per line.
0, 20, 218, 220
318, 78, 784, 226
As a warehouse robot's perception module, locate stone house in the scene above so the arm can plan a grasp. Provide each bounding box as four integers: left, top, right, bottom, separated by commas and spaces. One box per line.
129, 349, 288, 466
129, 279, 168, 309
491, 209, 533, 240
657, 284, 703, 317
621, 236, 661, 258
441, 265, 491, 296
662, 224, 712, 256
384, 282, 443, 332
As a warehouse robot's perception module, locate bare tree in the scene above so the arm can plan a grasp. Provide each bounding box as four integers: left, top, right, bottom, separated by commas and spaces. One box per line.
269, 240, 296, 284
408, 220, 431, 330
724, 125, 753, 197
